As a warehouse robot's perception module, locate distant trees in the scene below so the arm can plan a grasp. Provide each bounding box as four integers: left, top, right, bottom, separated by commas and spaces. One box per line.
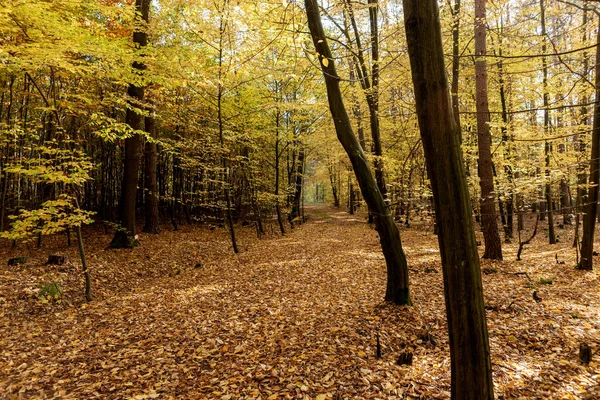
2, 0, 600, 280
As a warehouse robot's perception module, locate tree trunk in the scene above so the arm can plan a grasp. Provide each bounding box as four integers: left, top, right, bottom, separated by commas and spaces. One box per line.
403, 0, 494, 397
290, 146, 305, 224
367, 0, 386, 199
274, 106, 285, 235
497, 29, 513, 240
578, 17, 600, 270
305, 0, 411, 305
109, 0, 150, 248
143, 108, 160, 234
217, 10, 238, 253
574, 7, 589, 247
474, 0, 502, 259
540, 0, 556, 244
450, 0, 461, 138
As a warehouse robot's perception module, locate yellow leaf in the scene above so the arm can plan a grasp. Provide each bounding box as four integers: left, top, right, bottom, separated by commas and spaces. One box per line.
177, 349, 185, 357
316, 395, 327, 400
321, 58, 329, 67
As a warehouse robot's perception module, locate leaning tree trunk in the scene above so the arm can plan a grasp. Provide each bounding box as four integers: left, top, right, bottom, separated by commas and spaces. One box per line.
109, 0, 150, 248
578, 17, 600, 270
403, 0, 494, 398
474, 0, 502, 259
305, 0, 411, 305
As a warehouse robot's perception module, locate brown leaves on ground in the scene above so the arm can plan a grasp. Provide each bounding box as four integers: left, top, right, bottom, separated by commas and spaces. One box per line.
0, 207, 599, 399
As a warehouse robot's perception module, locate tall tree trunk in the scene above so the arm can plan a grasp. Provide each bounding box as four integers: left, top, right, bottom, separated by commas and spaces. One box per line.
367, 0, 386, 199
143, 108, 160, 234
305, 0, 411, 305
217, 6, 238, 253
290, 146, 305, 224
345, 0, 387, 199
451, 0, 461, 137
475, 0, 502, 259
574, 6, 589, 247
403, 0, 494, 397
540, 0, 556, 244
497, 21, 513, 240
328, 162, 340, 207
275, 106, 286, 236
109, 0, 150, 248
578, 17, 600, 270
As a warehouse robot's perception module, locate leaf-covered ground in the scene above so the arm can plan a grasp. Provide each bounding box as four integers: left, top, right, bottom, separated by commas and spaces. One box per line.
1, 207, 599, 399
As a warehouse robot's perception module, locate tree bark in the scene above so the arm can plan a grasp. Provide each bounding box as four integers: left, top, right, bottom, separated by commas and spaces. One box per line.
403, 0, 494, 397
109, 0, 150, 248
475, 0, 502, 259
305, 0, 410, 305
578, 17, 600, 270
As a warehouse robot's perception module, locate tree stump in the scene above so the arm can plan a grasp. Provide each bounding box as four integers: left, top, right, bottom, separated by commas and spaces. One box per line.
8, 256, 28, 266
579, 343, 592, 364
396, 351, 413, 366
47, 255, 70, 265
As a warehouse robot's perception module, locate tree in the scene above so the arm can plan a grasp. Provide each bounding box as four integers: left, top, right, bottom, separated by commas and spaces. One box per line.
403, 0, 494, 397
578, 15, 600, 271
143, 106, 160, 234
110, 0, 151, 248
540, 0, 556, 245
304, 0, 411, 305
475, 0, 503, 259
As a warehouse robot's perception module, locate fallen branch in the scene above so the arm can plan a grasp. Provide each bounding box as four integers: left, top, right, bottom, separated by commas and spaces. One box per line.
517, 215, 539, 261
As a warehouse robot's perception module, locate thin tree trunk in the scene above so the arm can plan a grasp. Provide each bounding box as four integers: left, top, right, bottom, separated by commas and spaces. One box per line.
475, 0, 502, 259
143, 108, 160, 234
305, 0, 411, 305
275, 106, 285, 235
497, 24, 513, 240
74, 197, 92, 302
540, 0, 556, 244
575, 7, 589, 247
217, 6, 238, 253
403, 0, 494, 397
290, 146, 305, 223
451, 0, 461, 138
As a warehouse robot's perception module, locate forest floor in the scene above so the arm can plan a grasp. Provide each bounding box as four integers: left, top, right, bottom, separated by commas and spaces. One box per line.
1, 206, 599, 399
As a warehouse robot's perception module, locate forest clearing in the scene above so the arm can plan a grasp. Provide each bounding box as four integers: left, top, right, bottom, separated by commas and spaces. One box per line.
1, 207, 599, 399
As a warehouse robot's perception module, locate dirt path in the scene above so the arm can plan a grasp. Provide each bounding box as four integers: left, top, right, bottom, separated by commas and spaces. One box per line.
1, 206, 599, 399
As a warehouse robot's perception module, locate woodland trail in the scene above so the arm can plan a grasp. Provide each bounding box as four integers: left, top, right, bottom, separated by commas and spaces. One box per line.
1, 206, 599, 399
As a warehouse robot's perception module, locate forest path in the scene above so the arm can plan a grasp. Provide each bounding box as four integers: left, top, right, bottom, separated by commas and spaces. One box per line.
1, 206, 599, 399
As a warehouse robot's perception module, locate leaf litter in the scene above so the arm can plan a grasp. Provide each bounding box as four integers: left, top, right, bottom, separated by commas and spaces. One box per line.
0, 207, 599, 399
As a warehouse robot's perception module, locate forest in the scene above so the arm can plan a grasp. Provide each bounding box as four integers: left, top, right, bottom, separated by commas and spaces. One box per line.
0, 0, 599, 398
